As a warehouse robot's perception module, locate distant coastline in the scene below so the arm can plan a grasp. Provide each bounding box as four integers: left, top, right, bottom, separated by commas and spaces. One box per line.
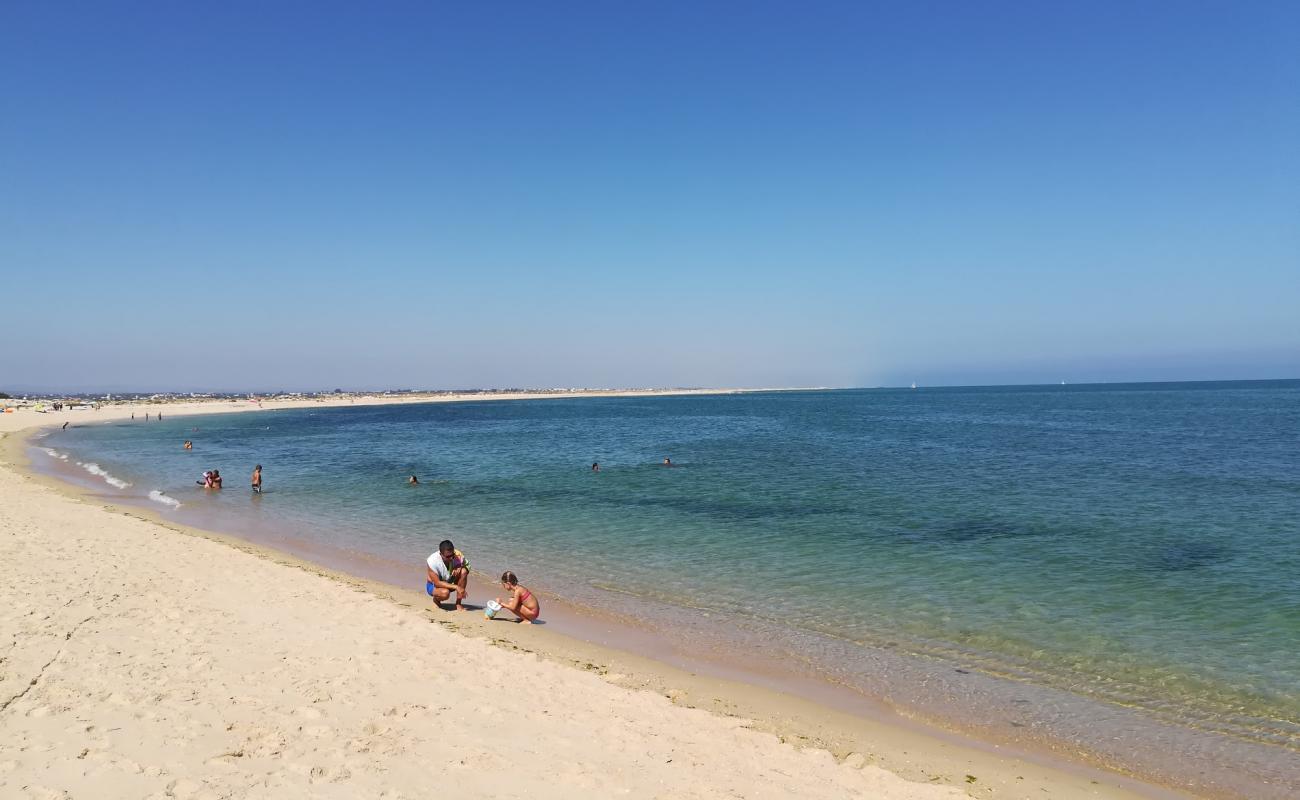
7, 377, 1297, 409
1, 386, 824, 412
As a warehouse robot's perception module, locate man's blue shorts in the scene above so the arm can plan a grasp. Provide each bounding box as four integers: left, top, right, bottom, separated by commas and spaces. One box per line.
426, 580, 436, 596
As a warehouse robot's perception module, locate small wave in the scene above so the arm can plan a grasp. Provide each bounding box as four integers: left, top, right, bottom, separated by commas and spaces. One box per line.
82, 462, 132, 489
148, 490, 182, 509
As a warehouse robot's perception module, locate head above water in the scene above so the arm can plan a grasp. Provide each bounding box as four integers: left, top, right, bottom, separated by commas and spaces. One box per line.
500, 571, 519, 586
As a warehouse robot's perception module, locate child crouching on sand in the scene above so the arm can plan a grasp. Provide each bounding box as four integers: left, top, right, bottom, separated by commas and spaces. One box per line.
496, 571, 540, 623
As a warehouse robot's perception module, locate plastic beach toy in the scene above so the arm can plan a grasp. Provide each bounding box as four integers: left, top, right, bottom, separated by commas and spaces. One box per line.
485, 600, 503, 620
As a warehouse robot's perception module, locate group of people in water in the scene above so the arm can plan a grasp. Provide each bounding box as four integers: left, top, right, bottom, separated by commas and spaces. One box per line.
190, 438, 262, 494
195, 465, 261, 491
195, 466, 262, 491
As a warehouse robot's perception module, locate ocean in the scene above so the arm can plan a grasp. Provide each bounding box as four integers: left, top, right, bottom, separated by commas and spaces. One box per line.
35, 382, 1300, 796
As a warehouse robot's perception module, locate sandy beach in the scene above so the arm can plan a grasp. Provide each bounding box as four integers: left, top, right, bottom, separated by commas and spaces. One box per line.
1, 398, 1177, 799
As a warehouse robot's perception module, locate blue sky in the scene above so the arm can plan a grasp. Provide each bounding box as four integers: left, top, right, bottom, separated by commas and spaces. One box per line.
2, 2, 1297, 391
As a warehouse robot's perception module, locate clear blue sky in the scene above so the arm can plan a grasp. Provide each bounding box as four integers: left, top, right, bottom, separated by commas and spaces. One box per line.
2, 2, 1297, 391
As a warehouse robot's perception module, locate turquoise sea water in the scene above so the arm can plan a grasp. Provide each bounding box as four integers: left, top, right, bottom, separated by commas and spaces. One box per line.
39, 382, 1300, 789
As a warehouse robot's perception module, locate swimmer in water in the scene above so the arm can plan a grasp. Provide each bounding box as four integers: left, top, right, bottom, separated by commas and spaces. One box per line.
663, 457, 672, 466
591, 462, 600, 472
408, 475, 419, 485
183, 440, 192, 450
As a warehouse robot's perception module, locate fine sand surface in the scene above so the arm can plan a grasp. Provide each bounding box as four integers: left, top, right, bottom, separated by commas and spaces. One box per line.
1, 399, 1176, 799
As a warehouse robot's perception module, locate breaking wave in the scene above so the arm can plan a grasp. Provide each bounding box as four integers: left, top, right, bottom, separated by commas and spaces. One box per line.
81, 462, 131, 489
148, 490, 182, 509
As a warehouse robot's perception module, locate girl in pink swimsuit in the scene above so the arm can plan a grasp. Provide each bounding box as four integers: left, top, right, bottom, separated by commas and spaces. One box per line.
497, 571, 540, 624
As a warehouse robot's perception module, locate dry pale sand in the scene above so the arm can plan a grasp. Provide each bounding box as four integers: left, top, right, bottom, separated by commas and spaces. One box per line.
0, 400, 1173, 799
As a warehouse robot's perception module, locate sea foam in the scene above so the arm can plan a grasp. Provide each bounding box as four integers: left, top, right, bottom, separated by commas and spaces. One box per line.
82, 462, 131, 489
148, 490, 182, 509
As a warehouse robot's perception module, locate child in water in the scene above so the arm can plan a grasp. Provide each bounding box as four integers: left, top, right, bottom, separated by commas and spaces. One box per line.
251, 464, 262, 494
496, 571, 540, 623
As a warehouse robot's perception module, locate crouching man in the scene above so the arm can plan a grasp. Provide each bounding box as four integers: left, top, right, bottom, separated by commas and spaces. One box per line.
426, 539, 470, 611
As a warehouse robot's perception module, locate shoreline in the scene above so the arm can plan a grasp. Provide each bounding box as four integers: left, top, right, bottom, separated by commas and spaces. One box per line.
0, 397, 1229, 798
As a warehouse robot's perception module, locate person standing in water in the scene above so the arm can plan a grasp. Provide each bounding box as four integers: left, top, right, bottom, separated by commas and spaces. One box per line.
251, 464, 262, 494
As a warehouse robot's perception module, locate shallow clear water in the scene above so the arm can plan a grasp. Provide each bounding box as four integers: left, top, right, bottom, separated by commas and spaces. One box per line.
44, 383, 1300, 760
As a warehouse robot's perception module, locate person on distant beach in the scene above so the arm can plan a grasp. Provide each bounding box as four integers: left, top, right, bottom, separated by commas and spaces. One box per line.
495, 571, 540, 624
591, 462, 600, 472
62, 421, 69, 430
145, 412, 150, 421
408, 475, 419, 485
183, 440, 193, 450
251, 464, 262, 494
131, 413, 135, 420
158, 412, 163, 421
426, 539, 470, 610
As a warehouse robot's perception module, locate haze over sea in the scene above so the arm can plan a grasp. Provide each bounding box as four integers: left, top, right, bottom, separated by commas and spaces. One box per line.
40, 381, 1300, 790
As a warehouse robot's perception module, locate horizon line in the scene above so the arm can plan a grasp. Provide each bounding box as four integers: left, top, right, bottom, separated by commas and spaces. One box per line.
4, 376, 1298, 397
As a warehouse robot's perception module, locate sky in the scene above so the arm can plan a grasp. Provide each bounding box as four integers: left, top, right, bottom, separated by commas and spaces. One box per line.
2, 2, 1297, 391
